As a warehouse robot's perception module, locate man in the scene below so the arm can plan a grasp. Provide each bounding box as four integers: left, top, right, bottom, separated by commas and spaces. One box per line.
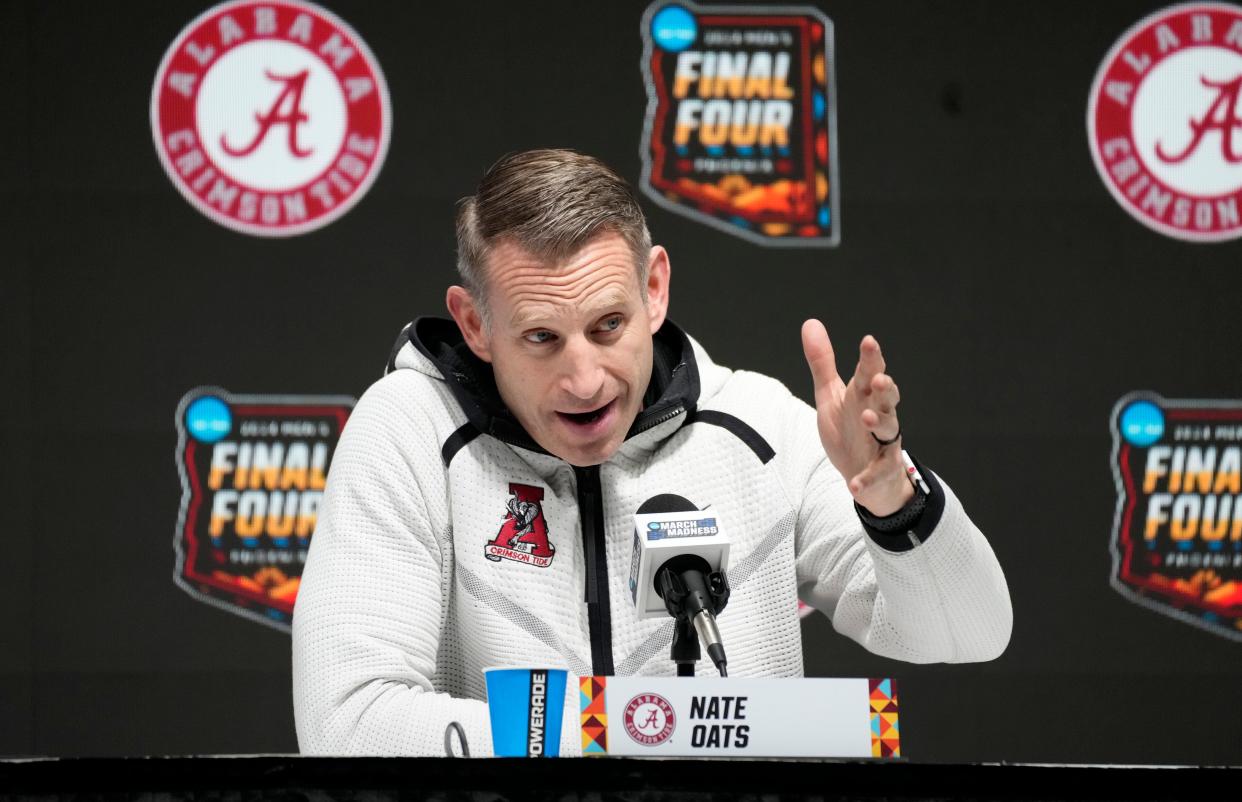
292, 149, 1011, 756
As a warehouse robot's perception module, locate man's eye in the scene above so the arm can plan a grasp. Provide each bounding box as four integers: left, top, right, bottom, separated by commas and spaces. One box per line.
597, 316, 623, 333
524, 330, 555, 344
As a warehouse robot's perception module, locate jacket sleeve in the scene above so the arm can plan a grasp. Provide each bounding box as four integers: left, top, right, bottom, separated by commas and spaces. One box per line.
292, 376, 492, 755
781, 396, 1013, 663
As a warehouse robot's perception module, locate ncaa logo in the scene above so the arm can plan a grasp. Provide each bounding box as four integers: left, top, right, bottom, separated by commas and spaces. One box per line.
1088, 2, 1242, 242
623, 693, 676, 746
151, 0, 391, 236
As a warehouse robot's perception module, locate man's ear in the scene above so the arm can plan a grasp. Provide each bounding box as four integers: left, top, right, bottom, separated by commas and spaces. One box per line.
645, 245, 671, 334
445, 285, 493, 363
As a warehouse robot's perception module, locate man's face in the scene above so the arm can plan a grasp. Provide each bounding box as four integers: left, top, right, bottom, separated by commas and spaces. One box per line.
448, 232, 670, 466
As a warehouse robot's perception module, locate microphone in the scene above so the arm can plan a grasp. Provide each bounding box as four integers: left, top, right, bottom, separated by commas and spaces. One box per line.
630, 494, 731, 677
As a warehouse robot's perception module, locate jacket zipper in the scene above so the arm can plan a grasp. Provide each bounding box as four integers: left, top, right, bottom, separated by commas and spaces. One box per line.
631, 404, 685, 436
575, 465, 614, 676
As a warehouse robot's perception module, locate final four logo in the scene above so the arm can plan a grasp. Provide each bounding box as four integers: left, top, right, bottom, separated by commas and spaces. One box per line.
640, 2, 839, 246
175, 387, 354, 629
1088, 3, 1242, 242
1110, 393, 1242, 641
151, 0, 391, 236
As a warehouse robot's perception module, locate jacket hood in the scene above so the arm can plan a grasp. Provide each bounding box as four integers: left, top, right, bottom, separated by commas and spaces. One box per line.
386, 316, 722, 458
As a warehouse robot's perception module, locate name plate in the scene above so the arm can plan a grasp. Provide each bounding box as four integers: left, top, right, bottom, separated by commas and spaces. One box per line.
578, 676, 899, 758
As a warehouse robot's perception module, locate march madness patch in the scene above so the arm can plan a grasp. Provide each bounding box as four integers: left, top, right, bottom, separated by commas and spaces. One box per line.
486, 484, 556, 568
175, 387, 354, 630
151, 0, 391, 236
1088, 3, 1242, 242
640, 1, 839, 246
1111, 393, 1242, 641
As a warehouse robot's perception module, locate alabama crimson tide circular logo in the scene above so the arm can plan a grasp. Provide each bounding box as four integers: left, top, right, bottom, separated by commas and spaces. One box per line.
1088, 2, 1242, 242
151, 0, 391, 236
623, 693, 676, 746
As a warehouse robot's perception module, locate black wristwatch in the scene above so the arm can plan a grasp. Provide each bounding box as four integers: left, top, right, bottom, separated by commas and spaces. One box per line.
854, 449, 931, 533
855, 484, 928, 533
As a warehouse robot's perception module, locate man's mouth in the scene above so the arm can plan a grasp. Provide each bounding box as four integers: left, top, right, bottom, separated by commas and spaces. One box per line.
556, 400, 616, 428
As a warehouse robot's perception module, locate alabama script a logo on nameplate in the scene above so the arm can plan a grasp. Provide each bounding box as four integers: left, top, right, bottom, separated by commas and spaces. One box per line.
151, 0, 391, 236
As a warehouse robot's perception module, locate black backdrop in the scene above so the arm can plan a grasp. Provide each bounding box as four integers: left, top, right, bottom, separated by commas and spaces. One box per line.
2, 0, 1240, 763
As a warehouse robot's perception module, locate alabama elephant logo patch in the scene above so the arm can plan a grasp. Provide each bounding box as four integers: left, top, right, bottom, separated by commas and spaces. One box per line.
485, 483, 556, 568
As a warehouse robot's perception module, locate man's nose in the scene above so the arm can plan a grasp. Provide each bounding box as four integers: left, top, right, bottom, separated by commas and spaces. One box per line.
559, 336, 606, 401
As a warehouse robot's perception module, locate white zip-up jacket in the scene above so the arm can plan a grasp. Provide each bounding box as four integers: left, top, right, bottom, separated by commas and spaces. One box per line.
292, 318, 1012, 756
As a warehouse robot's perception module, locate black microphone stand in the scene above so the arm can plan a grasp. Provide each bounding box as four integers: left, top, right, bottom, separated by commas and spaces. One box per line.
671, 618, 699, 677
656, 557, 731, 677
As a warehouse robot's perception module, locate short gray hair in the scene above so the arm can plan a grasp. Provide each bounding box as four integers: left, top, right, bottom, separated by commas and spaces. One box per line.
455, 149, 652, 320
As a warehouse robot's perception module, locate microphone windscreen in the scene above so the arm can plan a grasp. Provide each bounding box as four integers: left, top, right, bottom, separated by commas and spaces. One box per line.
636, 494, 698, 515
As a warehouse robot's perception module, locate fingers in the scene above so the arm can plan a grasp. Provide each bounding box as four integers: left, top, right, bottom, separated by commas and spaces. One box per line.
853, 335, 887, 396
861, 406, 901, 441
868, 372, 901, 414
850, 335, 900, 439
801, 319, 841, 403
847, 445, 906, 498
860, 373, 901, 441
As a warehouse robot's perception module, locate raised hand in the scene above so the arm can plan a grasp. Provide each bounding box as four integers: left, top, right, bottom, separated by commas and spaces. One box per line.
801, 319, 913, 516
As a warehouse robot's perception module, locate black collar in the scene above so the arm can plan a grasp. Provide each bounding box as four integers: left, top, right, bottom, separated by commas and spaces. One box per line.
402, 316, 700, 456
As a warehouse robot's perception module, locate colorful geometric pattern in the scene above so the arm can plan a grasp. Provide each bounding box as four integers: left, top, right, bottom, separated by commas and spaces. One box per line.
579, 676, 608, 755
869, 678, 900, 758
